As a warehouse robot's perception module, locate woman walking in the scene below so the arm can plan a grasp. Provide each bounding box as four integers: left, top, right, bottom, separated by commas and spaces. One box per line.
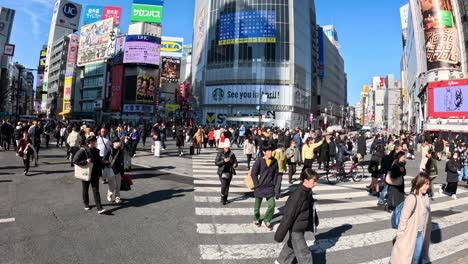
274, 168, 319, 264
439, 151, 461, 199
391, 172, 432, 264
105, 138, 124, 204
73, 136, 106, 214
193, 127, 204, 155
214, 140, 238, 205
208, 128, 215, 148
272, 143, 287, 199
152, 128, 161, 158
251, 143, 280, 231
424, 148, 438, 199
243, 135, 256, 170
285, 140, 300, 184
387, 151, 407, 211
367, 144, 384, 195
175, 126, 184, 156
16, 131, 33, 175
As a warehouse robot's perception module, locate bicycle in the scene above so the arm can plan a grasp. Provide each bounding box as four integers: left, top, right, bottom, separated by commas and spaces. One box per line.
326, 155, 365, 184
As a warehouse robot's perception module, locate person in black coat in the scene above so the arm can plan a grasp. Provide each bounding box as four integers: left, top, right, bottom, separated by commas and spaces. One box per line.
318, 137, 329, 170
357, 133, 367, 161
328, 137, 337, 167
175, 126, 184, 156
440, 151, 461, 199
104, 138, 125, 204
73, 136, 106, 213
386, 151, 407, 210
214, 141, 238, 205
274, 168, 319, 263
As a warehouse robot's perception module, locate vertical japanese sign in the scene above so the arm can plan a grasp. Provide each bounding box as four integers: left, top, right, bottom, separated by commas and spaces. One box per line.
420, 0, 461, 70
111, 64, 124, 111
102, 6, 122, 25
63, 77, 73, 114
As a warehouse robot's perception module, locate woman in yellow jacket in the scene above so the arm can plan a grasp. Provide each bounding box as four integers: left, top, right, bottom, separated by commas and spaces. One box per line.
273, 143, 287, 199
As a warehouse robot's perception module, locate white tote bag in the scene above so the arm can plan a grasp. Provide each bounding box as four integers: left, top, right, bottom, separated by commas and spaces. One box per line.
74, 148, 93, 181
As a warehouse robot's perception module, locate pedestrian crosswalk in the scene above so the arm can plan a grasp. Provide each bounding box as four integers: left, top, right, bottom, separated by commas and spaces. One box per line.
192, 148, 468, 263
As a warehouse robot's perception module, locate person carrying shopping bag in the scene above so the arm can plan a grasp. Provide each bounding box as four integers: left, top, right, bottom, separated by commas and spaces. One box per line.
391, 172, 432, 264
251, 142, 280, 231
274, 168, 319, 264
215, 140, 238, 205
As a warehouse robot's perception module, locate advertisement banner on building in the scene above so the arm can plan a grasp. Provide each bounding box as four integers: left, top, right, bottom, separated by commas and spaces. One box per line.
218, 10, 276, 45
133, 0, 164, 5
123, 35, 161, 65
204, 85, 294, 106
110, 64, 124, 111
131, 4, 163, 23
318, 27, 325, 78
62, 77, 73, 114
160, 36, 183, 57
194, 5, 206, 65
420, 0, 461, 71
102, 6, 122, 25
77, 18, 114, 66
36, 73, 44, 88
185, 82, 191, 101
53, 0, 82, 30
67, 33, 79, 63
39, 49, 47, 68
123, 104, 154, 113
380, 77, 385, 88
113, 35, 125, 64
428, 79, 468, 118
161, 57, 180, 82
135, 68, 157, 104
83, 5, 103, 25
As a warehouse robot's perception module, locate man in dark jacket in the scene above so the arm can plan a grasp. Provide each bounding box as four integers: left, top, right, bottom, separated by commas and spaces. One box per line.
251, 142, 280, 230
73, 136, 106, 213
274, 168, 319, 263
357, 133, 367, 161
318, 136, 329, 170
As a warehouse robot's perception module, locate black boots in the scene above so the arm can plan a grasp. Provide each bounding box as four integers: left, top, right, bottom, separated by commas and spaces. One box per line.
220, 195, 228, 205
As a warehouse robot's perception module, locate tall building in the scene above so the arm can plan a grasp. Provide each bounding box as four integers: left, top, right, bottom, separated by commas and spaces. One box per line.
402, 0, 468, 132
47, 35, 71, 116
192, 0, 317, 128
7, 63, 34, 117
0, 7, 15, 117
317, 25, 347, 127
43, 0, 82, 115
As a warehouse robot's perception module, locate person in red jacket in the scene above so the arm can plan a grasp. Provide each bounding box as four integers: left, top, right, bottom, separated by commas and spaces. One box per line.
208, 128, 215, 148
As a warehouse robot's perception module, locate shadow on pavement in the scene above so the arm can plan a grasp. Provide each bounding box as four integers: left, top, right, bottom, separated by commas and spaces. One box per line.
103, 188, 194, 215
0, 179, 13, 183
27, 169, 73, 176
312, 224, 353, 264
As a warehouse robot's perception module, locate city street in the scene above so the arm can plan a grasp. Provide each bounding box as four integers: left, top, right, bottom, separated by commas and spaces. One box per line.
1, 140, 468, 263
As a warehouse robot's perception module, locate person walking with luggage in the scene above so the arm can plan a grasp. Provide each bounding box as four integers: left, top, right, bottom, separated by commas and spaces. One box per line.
73, 136, 106, 214
439, 151, 461, 199
286, 140, 300, 184
215, 140, 238, 205
16, 131, 33, 175
391, 172, 432, 264
251, 143, 280, 231
387, 151, 407, 210
274, 168, 319, 264
272, 143, 287, 199
243, 135, 256, 170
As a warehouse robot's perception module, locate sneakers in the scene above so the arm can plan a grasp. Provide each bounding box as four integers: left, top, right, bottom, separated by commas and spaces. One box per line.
115, 197, 122, 204
452, 194, 458, 200
254, 220, 261, 227
97, 208, 106, 214
84, 206, 91, 211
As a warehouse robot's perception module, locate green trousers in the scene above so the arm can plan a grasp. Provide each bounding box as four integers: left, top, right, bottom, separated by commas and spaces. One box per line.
254, 196, 276, 224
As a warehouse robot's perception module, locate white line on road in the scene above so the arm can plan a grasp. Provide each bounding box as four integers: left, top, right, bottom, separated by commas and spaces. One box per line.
0, 218, 15, 224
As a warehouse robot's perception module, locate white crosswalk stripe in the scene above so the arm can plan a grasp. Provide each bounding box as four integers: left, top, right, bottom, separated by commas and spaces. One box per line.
192, 148, 468, 263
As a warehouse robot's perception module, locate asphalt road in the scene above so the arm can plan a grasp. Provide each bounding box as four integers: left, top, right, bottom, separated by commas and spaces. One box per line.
0, 144, 200, 264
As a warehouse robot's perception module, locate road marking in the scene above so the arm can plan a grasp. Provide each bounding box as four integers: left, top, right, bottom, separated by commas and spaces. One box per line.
0, 218, 15, 224
199, 210, 468, 260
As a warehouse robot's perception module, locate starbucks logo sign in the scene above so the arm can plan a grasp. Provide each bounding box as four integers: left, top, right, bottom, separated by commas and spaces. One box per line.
212, 88, 224, 102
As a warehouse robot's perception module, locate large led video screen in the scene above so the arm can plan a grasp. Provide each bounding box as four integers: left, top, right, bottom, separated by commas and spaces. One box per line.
428, 79, 468, 118
218, 10, 276, 45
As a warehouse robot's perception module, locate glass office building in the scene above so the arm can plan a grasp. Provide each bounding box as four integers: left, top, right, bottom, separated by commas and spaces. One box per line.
192, 0, 317, 128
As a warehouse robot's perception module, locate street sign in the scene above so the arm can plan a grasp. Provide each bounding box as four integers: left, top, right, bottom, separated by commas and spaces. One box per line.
130, 4, 163, 23
3, 44, 15, 56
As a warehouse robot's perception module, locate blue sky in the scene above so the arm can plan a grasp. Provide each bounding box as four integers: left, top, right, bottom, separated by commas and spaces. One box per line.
3, 0, 407, 106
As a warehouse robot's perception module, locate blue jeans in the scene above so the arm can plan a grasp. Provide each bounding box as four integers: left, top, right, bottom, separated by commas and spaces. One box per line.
412, 231, 423, 264
378, 184, 388, 205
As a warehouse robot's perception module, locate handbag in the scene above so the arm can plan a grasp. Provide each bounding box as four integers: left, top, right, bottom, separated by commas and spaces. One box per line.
221, 172, 232, 179
74, 149, 93, 181
385, 172, 403, 186
244, 169, 255, 190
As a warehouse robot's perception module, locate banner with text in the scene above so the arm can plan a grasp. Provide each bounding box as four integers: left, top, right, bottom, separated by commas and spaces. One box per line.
111, 64, 124, 111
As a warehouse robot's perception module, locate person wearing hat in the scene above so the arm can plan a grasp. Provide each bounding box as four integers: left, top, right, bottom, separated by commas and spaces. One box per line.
73, 136, 106, 214
215, 139, 238, 205
67, 126, 80, 167
251, 142, 280, 231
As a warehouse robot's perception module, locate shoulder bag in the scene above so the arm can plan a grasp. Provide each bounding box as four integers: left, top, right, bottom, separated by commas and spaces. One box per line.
102, 150, 120, 179
74, 148, 93, 181
385, 171, 403, 186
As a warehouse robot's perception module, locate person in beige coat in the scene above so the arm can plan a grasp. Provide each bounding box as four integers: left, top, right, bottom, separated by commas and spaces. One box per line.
391, 172, 432, 264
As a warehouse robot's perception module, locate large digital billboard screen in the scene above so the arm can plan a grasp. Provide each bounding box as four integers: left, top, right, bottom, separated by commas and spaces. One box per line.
161, 57, 180, 83
135, 68, 157, 104
124, 35, 161, 65
420, 0, 461, 70
428, 79, 468, 118
77, 18, 114, 66
218, 10, 276, 45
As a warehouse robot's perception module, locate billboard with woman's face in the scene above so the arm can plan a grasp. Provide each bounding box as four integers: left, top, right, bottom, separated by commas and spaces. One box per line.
135, 68, 157, 103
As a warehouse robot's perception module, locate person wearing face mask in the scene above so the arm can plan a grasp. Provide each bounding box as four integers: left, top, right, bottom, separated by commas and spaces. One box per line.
387, 151, 407, 211
390, 172, 432, 264
105, 138, 124, 204
440, 151, 461, 200
73, 136, 106, 214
